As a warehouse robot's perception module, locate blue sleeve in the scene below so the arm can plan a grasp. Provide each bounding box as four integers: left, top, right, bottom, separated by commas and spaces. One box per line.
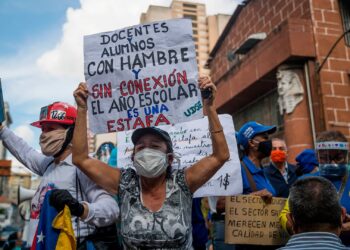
262, 170, 277, 196
241, 165, 251, 194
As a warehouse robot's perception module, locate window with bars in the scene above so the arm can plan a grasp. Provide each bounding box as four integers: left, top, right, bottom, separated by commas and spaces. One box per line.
184, 14, 197, 21
339, 0, 350, 46
183, 3, 197, 9
184, 9, 197, 13
233, 90, 284, 134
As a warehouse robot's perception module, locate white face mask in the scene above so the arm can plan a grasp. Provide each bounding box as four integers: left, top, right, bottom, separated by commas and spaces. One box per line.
133, 148, 169, 178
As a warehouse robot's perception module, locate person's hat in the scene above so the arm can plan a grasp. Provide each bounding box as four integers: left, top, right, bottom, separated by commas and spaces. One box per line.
237, 121, 276, 149
295, 149, 318, 174
31, 102, 77, 128
131, 127, 173, 152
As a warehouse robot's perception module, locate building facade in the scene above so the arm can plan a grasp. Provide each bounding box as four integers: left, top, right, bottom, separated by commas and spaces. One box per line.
140, 0, 230, 74
208, 0, 350, 161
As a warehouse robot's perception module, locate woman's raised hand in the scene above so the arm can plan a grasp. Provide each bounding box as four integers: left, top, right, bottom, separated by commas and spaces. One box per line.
198, 75, 216, 107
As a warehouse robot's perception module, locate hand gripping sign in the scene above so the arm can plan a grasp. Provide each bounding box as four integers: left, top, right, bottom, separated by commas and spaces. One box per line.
84, 19, 201, 134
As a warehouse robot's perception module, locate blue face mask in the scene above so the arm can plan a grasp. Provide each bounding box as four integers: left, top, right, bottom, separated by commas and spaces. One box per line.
319, 163, 348, 178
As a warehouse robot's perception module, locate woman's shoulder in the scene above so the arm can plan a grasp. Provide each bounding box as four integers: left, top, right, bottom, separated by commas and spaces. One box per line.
119, 168, 138, 192
173, 169, 192, 197
120, 168, 137, 180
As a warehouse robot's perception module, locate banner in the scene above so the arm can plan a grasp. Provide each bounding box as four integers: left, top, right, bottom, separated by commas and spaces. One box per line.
84, 19, 201, 134
225, 195, 289, 245
117, 114, 242, 197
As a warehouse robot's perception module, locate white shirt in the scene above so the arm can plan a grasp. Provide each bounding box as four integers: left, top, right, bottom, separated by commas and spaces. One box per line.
0, 127, 119, 246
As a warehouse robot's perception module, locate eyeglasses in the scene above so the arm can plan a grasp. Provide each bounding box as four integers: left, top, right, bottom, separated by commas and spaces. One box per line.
318, 150, 348, 164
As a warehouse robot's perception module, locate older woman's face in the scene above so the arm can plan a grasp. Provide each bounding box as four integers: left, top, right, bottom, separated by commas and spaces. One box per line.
134, 134, 168, 154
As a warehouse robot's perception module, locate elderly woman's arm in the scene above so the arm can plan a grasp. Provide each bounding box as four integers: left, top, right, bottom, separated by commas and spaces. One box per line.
185, 76, 230, 193
72, 83, 121, 194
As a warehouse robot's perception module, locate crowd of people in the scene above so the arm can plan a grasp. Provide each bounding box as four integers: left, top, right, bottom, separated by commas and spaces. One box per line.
0, 75, 349, 250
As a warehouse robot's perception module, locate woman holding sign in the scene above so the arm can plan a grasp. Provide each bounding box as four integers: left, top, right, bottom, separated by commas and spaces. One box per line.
72, 76, 230, 249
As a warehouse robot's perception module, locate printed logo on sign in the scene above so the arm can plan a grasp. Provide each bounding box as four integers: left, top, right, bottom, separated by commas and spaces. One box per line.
243, 126, 254, 139
50, 110, 66, 120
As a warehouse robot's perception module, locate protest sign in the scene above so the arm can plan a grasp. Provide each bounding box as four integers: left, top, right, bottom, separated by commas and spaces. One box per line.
84, 19, 201, 134
225, 195, 289, 245
0, 79, 5, 123
117, 114, 243, 197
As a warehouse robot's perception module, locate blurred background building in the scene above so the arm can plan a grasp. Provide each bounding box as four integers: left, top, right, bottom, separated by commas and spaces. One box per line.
0, 102, 12, 198
0, 101, 17, 230
140, 0, 230, 75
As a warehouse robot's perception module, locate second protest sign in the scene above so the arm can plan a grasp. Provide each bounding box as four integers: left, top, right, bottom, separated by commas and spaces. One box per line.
225, 195, 289, 245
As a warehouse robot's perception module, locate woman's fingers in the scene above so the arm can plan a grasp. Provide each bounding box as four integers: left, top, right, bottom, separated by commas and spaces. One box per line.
198, 76, 211, 88
74, 83, 89, 99
74, 83, 90, 109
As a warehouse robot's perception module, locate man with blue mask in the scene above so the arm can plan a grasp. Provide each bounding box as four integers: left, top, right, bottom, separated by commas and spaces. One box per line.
315, 131, 350, 245
311, 131, 349, 211
317, 140, 348, 178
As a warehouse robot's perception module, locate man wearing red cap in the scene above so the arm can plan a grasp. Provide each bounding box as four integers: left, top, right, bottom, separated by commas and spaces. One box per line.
0, 101, 119, 249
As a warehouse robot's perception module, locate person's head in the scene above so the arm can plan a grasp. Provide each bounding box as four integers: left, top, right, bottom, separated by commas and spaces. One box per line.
288, 176, 343, 234
237, 121, 276, 160
131, 127, 174, 178
316, 130, 349, 178
295, 149, 318, 175
270, 138, 288, 165
31, 102, 77, 158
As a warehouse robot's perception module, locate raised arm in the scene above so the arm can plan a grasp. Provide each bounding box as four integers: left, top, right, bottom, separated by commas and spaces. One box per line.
185, 76, 230, 193
72, 83, 121, 194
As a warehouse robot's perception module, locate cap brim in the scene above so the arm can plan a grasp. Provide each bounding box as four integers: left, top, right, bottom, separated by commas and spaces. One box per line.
131, 127, 168, 145
30, 119, 74, 128
256, 125, 277, 135
30, 121, 42, 128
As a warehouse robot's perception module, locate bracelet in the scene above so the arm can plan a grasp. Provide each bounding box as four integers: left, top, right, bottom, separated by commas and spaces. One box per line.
210, 129, 224, 134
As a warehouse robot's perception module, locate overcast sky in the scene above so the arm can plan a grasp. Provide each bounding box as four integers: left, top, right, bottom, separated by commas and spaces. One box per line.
0, 0, 240, 170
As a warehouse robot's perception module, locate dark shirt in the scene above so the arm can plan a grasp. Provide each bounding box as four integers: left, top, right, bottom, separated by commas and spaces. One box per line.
192, 197, 208, 248
264, 162, 297, 198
